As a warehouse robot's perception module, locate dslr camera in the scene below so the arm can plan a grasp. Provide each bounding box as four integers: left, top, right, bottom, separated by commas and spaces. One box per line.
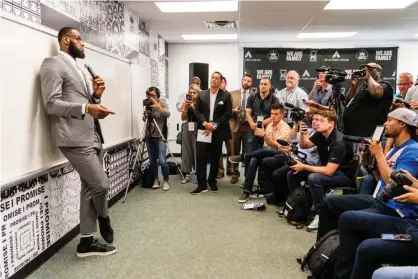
276, 139, 308, 166
284, 103, 305, 122
143, 98, 154, 108
316, 66, 347, 86
352, 69, 366, 79
377, 170, 413, 202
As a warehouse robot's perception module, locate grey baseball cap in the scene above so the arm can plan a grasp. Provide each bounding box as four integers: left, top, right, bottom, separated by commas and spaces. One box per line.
359, 62, 382, 72
388, 108, 418, 127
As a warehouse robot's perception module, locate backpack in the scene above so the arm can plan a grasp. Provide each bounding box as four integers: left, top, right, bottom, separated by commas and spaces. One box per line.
140, 166, 154, 188
281, 187, 311, 226
297, 229, 340, 279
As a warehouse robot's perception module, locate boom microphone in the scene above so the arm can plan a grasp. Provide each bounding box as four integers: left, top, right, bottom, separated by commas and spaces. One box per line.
342, 135, 365, 143
84, 64, 97, 79
284, 102, 296, 109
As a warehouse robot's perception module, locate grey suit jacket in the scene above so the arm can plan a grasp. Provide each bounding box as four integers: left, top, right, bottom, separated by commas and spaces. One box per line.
40, 53, 101, 147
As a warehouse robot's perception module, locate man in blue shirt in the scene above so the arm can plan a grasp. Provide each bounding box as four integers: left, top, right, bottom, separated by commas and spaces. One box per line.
305, 69, 333, 114
314, 108, 418, 279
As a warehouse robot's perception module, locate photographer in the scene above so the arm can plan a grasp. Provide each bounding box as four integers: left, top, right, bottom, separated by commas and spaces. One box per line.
343, 63, 394, 137
176, 76, 201, 112
305, 67, 333, 114
180, 84, 200, 184
313, 108, 418, 279
287, 110, 356, 231
144, 87, 171, 191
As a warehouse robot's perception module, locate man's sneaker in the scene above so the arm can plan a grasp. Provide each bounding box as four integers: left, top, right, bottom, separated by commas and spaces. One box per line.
209, 184, 218, 192
238, 193, 250, 203
307, 215, 319, 232
163, 181, 170, 191
190, 186, 208, 195
229, 154, 244, 164
152, 181, 160, 189
98, 216, 114, 244
77, 239, 117, 258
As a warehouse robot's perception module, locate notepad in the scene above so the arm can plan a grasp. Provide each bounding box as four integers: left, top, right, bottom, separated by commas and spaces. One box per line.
197, 130, 212, 143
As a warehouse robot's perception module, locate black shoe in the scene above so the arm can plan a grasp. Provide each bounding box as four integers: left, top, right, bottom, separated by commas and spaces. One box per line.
98, 216, 114, 244
190, 186, 208, 195
77, 239, 117, 258
209, 184, 218, 192
238, 193, 250, 203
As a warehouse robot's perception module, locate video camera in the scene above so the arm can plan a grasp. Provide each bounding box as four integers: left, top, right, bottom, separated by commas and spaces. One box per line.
276, 139, 308, 166
143, 98, 154, 108
393, 98, 411, 109
284, 103, 306, 122
316, 66, 347, 86
377, 170, 413, 202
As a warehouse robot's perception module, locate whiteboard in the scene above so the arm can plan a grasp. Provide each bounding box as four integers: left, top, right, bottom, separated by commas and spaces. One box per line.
0, 16, 132, 184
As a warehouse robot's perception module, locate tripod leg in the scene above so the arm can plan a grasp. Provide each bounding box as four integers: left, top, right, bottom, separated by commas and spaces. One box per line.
123, 118, 149, 203
151, 118, 185, 181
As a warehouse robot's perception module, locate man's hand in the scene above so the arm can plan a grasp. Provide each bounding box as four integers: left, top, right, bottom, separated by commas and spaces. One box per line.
363, 67, 371, 81
254, 128, 265, 137
313, 79, 321, 89
92, 75, 105, 96
351, 77, 359, 87
394, 170, 418, 204
232, 106, 241, 114
204, 122, 216, 131
367, 140, 384, 157
290, 159, 305, 174
249, 122, 256, 130
88, 104, 115, 119
203, 129, 212, 136
303, 100, 317, 107
410, 100, 418, 109
263, 116, 273, 126
299, 121, 308, 135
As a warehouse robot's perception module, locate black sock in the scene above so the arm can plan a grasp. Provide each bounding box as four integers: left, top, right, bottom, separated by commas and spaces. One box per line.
80, 235, 93, 246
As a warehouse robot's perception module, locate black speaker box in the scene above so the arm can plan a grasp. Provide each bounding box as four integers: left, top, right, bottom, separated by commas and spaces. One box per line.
189, 63, 209, 90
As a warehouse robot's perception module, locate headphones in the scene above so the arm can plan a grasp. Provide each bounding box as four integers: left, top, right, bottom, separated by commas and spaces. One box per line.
146, 86, 160, 98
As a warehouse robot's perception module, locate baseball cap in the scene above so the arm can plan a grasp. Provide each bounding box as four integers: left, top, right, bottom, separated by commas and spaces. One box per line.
388, 108, 418, 127
359, 62, 382, 72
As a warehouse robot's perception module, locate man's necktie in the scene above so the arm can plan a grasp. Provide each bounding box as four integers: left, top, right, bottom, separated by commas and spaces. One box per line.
240, 92, 247, 124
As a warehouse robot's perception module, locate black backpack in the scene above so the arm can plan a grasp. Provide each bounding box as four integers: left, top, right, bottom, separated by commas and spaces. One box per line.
297, 229, 340, 279
281, 187, 311, 226
140, 166, 154, 188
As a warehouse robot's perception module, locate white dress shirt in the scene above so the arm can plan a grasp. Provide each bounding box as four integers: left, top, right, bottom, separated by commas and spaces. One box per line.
209, 90, 218, 121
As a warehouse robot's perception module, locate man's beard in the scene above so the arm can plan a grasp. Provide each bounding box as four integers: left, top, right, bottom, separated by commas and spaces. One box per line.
69, 41, 85, 59
242, 84, 251, 90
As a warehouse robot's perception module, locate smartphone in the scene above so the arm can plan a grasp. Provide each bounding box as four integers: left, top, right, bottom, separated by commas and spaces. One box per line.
256, 116, 263, 129
186, 94, 192, 101
372, 125, 385, 142
381, 233, 412, 241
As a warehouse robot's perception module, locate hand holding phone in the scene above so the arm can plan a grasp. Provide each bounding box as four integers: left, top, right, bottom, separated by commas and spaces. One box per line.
381, 233, 412, 241
371, 125, 385, 142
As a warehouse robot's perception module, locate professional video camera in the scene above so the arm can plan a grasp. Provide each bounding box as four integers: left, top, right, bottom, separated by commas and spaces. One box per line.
393, 98, 411, 109
316, 66, 347, 86
377, 170, 414, 202
352, 69, 366, 79
284, 103, 306, 122
276, 139, 308, 166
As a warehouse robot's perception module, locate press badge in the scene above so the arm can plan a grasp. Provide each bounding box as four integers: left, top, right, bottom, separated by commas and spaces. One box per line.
188, 122, 196, 131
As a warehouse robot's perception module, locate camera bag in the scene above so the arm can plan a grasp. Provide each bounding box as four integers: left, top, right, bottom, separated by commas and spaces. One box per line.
140, 166, 154, 188
296, 229, 340, 279
280, 186, 311, 226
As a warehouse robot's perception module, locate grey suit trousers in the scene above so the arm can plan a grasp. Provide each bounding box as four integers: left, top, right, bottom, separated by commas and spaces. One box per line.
60, 134, 109, 234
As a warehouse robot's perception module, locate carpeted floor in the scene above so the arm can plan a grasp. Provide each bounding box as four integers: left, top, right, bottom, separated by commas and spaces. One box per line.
27, 169, 316, 279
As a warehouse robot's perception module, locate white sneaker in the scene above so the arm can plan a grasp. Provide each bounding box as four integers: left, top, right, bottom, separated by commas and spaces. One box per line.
307, 215, 319, 232
162, 181, 170, 191
152, 181, 160, 189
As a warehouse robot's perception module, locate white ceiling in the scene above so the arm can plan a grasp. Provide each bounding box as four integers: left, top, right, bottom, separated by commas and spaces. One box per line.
124, 0, 418, 43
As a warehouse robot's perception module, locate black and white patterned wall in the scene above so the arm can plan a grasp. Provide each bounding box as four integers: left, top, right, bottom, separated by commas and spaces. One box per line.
1, 0, 167, 96
0, 139, 144, 279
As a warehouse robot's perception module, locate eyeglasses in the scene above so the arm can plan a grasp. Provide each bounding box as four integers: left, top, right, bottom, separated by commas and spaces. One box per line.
397, 83, 412, 86
65, 34, 83, 42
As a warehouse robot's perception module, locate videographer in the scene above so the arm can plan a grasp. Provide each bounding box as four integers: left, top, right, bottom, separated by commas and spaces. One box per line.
313, 108, 418, 279
305, 66, 333, 114
180, 84, 200, 184
343, 62, 394, 137
287, 110, 356, 231
143, 87, 171, 191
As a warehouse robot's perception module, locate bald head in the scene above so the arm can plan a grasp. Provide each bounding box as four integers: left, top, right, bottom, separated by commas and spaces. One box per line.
286, 70, 299, 90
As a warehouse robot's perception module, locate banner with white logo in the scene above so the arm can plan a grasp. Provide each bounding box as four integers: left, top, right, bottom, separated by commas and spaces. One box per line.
0, 139, 140, 279
243, 47, 398, 96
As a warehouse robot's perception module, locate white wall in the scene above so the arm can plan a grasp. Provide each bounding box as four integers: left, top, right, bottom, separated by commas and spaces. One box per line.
167, 40, 418, 153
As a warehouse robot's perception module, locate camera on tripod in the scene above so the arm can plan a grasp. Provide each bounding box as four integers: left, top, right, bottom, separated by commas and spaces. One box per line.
284, 103, 306, 122
276, 139, 308, 166
377, 170, 414, 202
143, 98, 154, 108
316, 66, 347, 86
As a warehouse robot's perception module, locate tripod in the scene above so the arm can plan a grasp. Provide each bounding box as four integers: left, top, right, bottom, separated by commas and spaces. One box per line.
123, 107, 185, 203
328, 83, 345, 132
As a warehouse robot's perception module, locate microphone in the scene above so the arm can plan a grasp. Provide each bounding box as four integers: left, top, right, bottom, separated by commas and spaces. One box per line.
84, 64, 97, 79
276, 139, 290, 146
284, 102, 295, 109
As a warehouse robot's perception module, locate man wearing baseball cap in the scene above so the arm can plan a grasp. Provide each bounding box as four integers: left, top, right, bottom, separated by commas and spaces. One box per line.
343, 62, 394, 137
313, 107, 418, 279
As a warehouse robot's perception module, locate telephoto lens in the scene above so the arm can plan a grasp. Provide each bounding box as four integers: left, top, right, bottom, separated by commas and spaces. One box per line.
377, 170, 413, 202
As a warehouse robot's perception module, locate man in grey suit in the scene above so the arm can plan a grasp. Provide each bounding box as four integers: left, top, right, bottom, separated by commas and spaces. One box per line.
40, 27, 116, 257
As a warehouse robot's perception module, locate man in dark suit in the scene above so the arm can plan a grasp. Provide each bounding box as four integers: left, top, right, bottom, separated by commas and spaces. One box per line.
191, 71, 232, 194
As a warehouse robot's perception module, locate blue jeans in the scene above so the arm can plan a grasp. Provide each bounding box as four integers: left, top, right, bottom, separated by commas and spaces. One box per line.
336, 211, 418, 279
359, 173, 377, 194
243, 146, 280, 193
287, 170, 349, 213
247, 131, 264, 155
373, 267, 418, 279
147, 138, 169, 181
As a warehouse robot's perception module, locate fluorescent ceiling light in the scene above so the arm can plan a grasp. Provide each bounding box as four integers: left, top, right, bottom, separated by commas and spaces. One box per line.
324, 0, 417, 10
182, 34, 237, 40
155, 1, 238, 13
414, 34, 418, 37
297, 32, 358, 38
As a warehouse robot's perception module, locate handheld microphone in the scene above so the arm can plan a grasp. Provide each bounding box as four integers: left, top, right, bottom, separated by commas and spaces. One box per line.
84, 64, 97, 79
276, 139, 290, 146
284, 102, 295, 109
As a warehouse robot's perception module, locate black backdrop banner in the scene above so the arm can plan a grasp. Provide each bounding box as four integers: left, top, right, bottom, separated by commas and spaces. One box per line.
243, 47, 398, 96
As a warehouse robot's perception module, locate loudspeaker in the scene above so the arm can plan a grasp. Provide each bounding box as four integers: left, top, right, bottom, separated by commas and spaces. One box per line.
189, 63, 209, 90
